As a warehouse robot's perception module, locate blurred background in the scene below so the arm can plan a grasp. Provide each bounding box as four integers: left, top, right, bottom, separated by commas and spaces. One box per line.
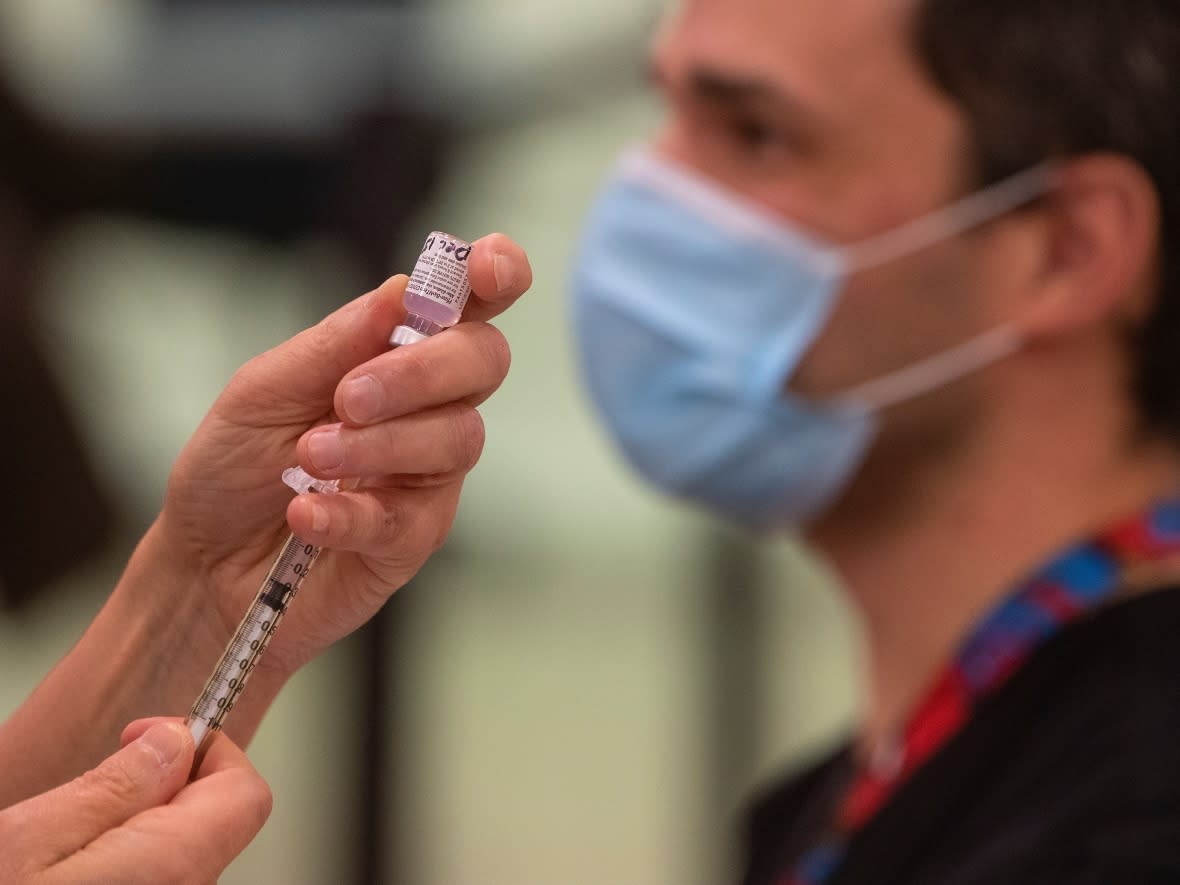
0, 1, 859, 882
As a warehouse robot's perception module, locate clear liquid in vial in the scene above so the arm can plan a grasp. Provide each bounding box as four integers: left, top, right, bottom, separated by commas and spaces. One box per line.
393, 231, 474, 345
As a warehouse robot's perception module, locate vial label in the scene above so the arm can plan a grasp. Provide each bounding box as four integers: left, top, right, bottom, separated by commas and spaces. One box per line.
407, 232, 473, 310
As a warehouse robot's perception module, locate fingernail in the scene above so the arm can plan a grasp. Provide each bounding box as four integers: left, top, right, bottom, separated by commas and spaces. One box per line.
310, 501, 330, 534
341, 375, 382, 423
493, 253, 516, 296
308, 429, 345, 471
140, 723, 186, 766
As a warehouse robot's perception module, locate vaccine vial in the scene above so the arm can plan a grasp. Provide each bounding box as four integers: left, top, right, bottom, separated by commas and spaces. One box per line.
391, 231, 474, 347
284, 230, 474, 497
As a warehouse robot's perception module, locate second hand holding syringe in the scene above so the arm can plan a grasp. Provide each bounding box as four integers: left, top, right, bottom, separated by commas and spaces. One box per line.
185, 231, 475, 765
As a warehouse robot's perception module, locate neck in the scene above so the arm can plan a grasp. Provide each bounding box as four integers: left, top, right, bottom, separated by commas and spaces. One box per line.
806, 344, 1179, 756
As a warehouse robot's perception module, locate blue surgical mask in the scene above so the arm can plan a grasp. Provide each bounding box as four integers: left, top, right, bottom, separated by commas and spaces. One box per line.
570, 147, 1055, 528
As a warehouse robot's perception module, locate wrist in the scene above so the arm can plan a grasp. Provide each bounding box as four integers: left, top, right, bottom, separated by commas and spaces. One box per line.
0, 519, 253, 799
120, 519, 229, 652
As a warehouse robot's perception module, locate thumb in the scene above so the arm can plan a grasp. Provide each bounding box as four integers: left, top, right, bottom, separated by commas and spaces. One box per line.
219, 274, 408, 425
10, 722, 194, 869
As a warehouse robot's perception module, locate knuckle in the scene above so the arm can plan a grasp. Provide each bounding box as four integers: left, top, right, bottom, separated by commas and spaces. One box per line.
394, 347, 434, 396
77, 756, 142, 806
307, 313, 340, 354
236, 771, 274, 834
429, 514, 457, 555
474, 325, 512, 381
250, 772, 274, 823
330, 499, 360, 547
220, 354, 263, 403
380, 497, 409, 543
447, 405, 486, 472
401, 503, 452, 560
356, 493, 407, 548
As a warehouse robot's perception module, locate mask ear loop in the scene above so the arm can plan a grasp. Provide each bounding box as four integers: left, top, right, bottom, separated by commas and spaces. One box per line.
836, 162, 1061, 273
826, 325, 1024, 414
822, 162, 1060, 414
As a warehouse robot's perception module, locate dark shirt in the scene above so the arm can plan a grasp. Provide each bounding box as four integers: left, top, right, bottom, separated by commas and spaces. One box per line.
740, 586, 1180, 885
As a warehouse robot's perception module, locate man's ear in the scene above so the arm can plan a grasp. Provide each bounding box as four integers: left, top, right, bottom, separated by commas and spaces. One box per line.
1016, 154, 1160, 340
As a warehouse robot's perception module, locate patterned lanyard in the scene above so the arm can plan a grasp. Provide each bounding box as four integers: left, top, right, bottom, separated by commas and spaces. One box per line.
783, 500, 1180, 885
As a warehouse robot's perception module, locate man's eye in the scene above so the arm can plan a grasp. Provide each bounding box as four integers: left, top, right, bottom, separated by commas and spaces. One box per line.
724, 115, 793, 156
733, 117, 775, 145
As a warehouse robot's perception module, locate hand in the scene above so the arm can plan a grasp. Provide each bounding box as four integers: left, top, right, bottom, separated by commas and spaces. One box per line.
0, 720, 271, 884
153, 233, 532, 674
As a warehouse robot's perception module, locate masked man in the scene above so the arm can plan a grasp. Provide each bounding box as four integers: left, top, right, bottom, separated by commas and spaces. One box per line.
573, 2, 1180, 882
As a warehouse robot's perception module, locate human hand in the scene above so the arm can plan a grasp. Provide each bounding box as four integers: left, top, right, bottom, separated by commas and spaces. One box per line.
0, 719, 271, 884
151, 234, 532, 676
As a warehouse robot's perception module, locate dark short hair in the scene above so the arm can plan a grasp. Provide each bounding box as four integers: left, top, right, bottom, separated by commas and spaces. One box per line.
914, 1, 1180, 446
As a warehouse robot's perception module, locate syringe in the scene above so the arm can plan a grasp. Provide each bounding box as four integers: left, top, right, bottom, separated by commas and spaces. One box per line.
185, 231, 475, 766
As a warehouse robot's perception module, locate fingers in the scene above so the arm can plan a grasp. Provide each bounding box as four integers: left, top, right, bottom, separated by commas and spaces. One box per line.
219, 274, 409, 424
296, 405, 485, 482
288, 321, 506, 486
40, 731, 271, 885
287, 483, 461, 558
332, 321, 511, 427
0, 722, 193, 869
463, 233, 533, 324
216, 231, 530, 427
120, 717, 175, 747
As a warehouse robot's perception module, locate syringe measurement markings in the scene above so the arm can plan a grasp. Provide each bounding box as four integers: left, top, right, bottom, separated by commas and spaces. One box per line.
198, 616, 271, 728
186, 230, 472, 768
186, 534, 321, 748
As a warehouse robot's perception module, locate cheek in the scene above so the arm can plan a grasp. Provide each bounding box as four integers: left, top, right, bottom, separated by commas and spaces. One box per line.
790, 245, 991, 397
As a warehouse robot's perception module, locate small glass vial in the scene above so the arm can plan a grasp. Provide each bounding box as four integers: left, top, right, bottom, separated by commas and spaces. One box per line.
284, 230, 474, 497
391, 231, 474, 347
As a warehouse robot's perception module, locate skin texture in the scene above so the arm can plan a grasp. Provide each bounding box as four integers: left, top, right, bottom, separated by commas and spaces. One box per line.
0, 719, 270, 884
651, 0, 1178, 750
0, 234, 533, 871
3, 0, 1178, 876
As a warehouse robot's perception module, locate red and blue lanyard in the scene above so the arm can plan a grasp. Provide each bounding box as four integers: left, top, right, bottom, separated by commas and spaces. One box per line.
784, 499, 1180, 885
